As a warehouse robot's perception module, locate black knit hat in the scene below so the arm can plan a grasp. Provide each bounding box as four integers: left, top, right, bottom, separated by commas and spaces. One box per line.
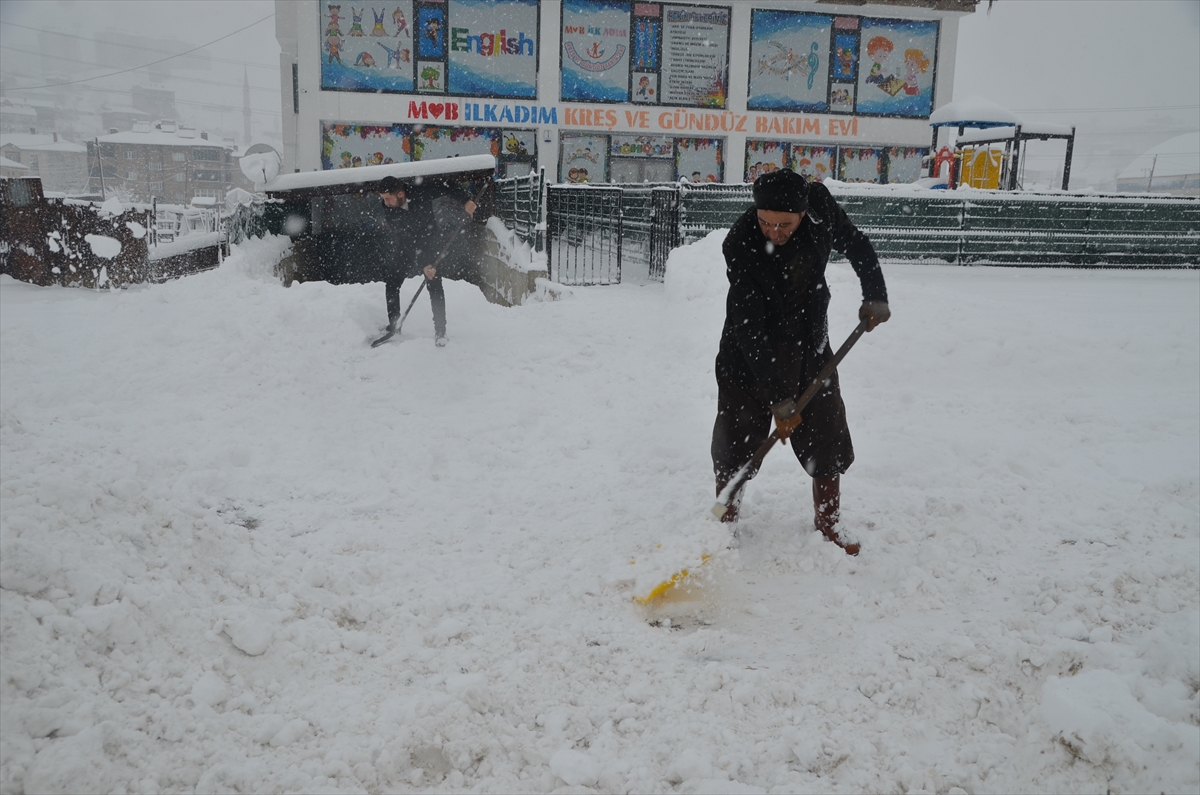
378, 176, 405, 194
753, 169, 809, 213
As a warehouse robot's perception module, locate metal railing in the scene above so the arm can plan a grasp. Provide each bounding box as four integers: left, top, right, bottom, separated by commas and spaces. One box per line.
546, 185, 623, 286
546, 182, 1200, 282
493, 168, 545, 252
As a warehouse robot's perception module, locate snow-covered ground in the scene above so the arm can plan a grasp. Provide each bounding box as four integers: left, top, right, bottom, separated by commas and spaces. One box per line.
1, 233, 1197, 795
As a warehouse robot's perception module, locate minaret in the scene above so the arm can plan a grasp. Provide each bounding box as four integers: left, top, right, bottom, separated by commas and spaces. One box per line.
242, 67, 252, 146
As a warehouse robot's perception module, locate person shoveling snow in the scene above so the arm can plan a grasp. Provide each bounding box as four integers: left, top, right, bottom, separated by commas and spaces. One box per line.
712, 168, 890, 554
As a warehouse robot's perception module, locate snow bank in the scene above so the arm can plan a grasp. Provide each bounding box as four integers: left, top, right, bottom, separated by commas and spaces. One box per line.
1, 234, 1196, 794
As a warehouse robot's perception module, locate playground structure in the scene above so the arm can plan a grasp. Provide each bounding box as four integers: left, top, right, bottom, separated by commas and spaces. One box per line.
927, 96, 1076, 191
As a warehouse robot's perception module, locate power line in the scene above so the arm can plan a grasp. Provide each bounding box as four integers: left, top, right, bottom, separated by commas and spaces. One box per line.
0, 20, 280, 71
0, 71, 283, 116
4, 14, 274, 91
1, 46, 281, 93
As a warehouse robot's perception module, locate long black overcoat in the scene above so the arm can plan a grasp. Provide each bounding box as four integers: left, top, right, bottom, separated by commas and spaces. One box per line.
716, 181, 888, 406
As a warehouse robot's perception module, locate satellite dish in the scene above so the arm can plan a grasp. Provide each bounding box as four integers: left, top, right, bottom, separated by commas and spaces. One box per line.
239, 144, 282, 187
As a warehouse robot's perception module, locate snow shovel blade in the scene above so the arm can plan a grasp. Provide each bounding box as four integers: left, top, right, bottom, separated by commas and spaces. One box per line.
633, 554, 712, 604
636, 321, 871, 604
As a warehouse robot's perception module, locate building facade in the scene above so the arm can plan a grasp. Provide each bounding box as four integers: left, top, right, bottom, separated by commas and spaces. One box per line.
87, 121, 236, 204
276, 0, 978, 184
0, 133, 89, 194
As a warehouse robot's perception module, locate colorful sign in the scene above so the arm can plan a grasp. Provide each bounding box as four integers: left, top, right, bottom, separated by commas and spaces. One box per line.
321, 2, 416, 93
745, 140, 788, 182
320, 121, 536, 171
562, 2, 730, 108
675, 137, 722, 183
446, 0, 538, 98
839, 146, 884, 183
560, 133, 608, 183
855, 18, 938, 117
321, 0, 538, 98
747, 11, 831, 112
660, 6, 729, 108
791, 145, 836, 182
561, 0, 632, 102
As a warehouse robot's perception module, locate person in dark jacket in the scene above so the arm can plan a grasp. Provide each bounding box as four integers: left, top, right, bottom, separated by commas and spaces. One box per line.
377, 175, 480, 346
712, 169, 890, 554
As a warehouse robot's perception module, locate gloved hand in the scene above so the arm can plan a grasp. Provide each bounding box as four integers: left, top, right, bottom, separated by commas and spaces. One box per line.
771, 398, 803, 443
859, 300, 891, 331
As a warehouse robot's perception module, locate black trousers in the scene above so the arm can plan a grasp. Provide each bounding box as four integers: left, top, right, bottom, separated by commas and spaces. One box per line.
385, 276, 446, 335
711, 367, 854, 484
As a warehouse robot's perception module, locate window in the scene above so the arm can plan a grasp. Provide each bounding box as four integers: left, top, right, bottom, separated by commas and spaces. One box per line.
125, 150, 136, 160
172, 152, 185, 162
191, 148, 222, 162
28, 155, 39, 170
193, 188, 221, 199
149, 161, 163, 172
149, 181, 163, 191
174, 173, 186, 182
126, 171, 138, 180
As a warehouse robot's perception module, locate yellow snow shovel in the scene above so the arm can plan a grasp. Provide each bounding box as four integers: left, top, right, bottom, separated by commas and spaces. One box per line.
634, 319, 870, 604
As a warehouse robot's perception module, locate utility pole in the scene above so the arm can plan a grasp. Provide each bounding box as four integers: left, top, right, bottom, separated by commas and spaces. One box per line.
94, 137, 106, 200
1147, 154, 1158, 191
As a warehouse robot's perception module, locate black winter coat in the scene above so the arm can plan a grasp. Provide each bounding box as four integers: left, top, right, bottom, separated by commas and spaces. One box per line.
716, 181, 887, 406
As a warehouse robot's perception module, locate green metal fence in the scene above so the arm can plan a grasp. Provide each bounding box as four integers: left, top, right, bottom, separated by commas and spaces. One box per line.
679, 185, 1200, 267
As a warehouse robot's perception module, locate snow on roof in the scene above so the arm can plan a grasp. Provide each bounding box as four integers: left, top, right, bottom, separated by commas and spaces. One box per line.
263, 155, 497, 194
1117, 132, 1200, 180
929, 95, 1021, 128
957, 122, 1074, 144
0, 134, 87, 153
0, 156, 29, 170
97, 128, 227, 148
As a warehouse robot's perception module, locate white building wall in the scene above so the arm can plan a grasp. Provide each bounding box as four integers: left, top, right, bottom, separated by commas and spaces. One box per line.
279, 0, 973, 183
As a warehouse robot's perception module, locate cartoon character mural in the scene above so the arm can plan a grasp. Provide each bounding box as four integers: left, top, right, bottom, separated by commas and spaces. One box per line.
855, 18, 938, 116
392, 7, 409, 37
326, 4, 342, 36
377, 41, 410, 68
747, 11, 832, 112
326, 32, 344, 64
903, 48, 930, 95
349, 7, 366, 36
371, 8, 388, 36
355, 51, 376, 67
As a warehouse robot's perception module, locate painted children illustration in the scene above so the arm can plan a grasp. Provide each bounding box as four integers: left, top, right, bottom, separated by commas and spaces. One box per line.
424, 16, 442, 48
903, 48, 930, 95
326, 5, 342, 36
864, 36, 892, 85
349, 7, 365, 36
636, 75, 652, 99
340, 152, 353, 168
326, 32, 343, 64
355, 51, 376, 67
377, 41, 410, 68
371, 8, 388, 36
393, 7, 409, 37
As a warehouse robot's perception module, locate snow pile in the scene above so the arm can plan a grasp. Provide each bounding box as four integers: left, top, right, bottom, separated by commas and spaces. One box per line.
1, 234, 1197, 794
83, 234, 121, 260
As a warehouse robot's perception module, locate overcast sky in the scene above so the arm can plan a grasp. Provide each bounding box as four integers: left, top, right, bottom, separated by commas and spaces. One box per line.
2, 0, 1197, 187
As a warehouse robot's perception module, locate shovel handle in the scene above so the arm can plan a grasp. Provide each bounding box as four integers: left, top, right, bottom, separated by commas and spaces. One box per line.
712, 319, 869, 518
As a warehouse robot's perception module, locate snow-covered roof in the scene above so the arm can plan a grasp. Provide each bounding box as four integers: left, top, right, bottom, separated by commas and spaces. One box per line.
0, 156, 29, 170
0, 134, 87, 153
1117, 132, 1200, 180
263, 155, 497, 194
97, 129, 227, 148
957, 122, 1074, 144
929, 95, 1021, 128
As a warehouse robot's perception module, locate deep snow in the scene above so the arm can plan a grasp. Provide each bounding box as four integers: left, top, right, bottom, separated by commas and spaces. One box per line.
1, 232, 1197, 794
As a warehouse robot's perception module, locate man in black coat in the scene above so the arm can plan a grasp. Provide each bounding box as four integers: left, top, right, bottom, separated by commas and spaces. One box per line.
377, 175, 480, 346
712, 169, 890, 554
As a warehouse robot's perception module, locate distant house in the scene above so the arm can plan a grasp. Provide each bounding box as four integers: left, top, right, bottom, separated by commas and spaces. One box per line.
1116, 133, 1200, 197
88, 120, 235, 204
0, 99, 39, 135
0, 133, 89, 194
0, 155, 30, 178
